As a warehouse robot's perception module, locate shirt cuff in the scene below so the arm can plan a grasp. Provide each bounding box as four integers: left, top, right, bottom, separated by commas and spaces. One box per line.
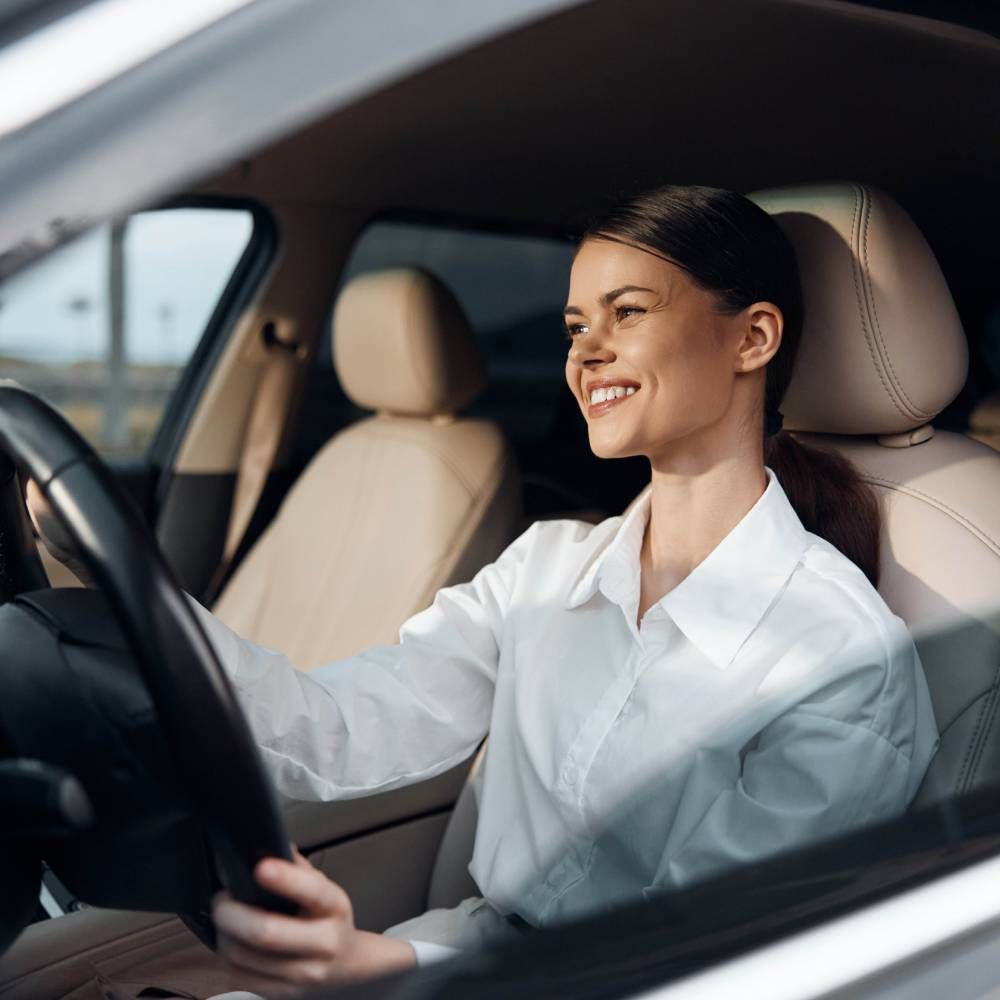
409, 939, 462, 965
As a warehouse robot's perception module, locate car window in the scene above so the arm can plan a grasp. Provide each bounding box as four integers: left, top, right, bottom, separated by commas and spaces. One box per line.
332, 220, 576, 441
301, 219, 648, 518
0, 206, 253, 459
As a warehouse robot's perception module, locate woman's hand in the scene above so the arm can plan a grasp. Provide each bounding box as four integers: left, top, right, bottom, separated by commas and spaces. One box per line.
25, 478, 93, 586
212, 847, 417, 995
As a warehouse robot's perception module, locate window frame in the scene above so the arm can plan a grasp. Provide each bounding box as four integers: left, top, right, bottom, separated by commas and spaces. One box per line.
409, 783, 1000, 997
0, 194, 275, 471
142, 194, 278, 484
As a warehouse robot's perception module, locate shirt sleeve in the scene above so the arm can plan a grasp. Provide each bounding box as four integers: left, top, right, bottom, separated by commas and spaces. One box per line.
408, 940, 463, 965
643, 605, 938, 897
643, 707, 917, 897
187, 523, 539, 802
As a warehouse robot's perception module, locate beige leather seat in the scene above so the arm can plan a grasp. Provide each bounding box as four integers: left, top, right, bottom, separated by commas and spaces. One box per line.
426, 182, 1000, 906
214, 267, 522, 667
752, 182, 1000, 810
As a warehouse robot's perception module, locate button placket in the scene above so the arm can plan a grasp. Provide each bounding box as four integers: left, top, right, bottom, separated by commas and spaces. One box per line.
554, 648, 643, 822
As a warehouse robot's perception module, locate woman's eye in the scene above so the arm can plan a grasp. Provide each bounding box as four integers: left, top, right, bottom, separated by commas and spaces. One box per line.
615, 305, 644, 322
564, 323, 587, 340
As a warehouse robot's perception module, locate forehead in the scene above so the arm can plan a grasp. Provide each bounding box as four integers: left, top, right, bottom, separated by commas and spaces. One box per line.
568, 238, 687, 301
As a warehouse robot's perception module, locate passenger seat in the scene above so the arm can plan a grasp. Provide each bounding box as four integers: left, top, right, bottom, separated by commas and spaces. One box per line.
213, 267, 522, 668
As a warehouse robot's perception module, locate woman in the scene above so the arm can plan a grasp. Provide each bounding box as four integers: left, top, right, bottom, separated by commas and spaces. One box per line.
32, 186, 939, 993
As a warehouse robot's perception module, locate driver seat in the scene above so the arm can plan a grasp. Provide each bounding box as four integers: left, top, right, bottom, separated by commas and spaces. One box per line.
212, 267, 522, 668
425, 182, 1000, 908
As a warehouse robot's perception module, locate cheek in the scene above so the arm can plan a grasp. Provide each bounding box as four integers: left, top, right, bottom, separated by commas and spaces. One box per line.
636, 327, 732, 411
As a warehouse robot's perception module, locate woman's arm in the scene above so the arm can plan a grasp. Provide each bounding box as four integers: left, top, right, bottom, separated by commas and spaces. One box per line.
30, 475, 536, 801
184, 523, 537, 802
644, 710, 913, 896
643, 638, 937, 896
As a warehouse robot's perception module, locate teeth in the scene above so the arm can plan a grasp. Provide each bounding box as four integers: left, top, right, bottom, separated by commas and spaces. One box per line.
590, 385, 637, 404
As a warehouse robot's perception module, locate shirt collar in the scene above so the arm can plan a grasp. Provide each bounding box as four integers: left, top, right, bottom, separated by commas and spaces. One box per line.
565, 469, 809, 669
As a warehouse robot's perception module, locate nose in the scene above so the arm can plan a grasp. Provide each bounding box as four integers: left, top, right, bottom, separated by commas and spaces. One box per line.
567, 325, 616, 370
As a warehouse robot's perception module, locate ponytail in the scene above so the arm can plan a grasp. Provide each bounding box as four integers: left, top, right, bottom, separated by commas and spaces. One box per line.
583, 185, 882, 584
765, 432, 881, 586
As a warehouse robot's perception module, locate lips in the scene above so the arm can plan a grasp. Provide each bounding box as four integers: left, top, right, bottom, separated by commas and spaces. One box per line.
584, 376, 641, 393
584, 379, 641, 419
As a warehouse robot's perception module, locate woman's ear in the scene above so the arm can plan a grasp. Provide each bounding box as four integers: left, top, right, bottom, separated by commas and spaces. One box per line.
734, 302, 783, 373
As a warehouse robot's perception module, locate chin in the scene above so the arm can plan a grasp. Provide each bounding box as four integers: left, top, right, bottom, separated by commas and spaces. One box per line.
587, 432, 641, 461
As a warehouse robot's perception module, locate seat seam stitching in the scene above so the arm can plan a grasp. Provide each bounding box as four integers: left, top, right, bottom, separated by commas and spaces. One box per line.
957, 691, 987, 790
862, 474, 1000, 556
849, 184, 909, 421
938, 688, 996, 735
294, 427, 378, 653
963, 664, 1000, 792
410, 450, 512, 614
0, 923, 188, 989
958, 666, 1000, 793
362, 423, 489, 497
860, 187, 929, 419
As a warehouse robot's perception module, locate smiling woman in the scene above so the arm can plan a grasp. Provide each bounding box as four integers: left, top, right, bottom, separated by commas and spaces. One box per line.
27, 184, 940, 997
566, 185, 882, 587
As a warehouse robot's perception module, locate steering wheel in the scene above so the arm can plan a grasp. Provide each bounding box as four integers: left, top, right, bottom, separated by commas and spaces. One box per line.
0, 383, 293, 946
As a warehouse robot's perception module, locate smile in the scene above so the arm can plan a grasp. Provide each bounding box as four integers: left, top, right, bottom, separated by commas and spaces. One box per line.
586, 384, 639, 418
589, 386, 637, 404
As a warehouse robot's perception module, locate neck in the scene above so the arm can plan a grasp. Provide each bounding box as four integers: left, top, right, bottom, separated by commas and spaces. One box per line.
641, 427, 767, 600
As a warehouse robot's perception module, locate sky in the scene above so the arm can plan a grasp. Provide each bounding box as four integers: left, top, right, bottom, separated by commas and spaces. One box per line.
0, 208, 252, 366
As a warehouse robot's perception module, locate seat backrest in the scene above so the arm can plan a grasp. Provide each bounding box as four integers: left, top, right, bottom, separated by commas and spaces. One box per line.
822, 431, 1000, 807
214, 267, 522, 668
750, 182, 1000, 808
427, 182, 1000, 908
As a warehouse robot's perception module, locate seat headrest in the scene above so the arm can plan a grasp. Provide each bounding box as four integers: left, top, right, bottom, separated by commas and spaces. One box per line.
749, 183, 968, 436
333, 268, 487, 416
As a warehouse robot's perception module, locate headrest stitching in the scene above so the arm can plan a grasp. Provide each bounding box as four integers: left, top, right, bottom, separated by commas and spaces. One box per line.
848, 184, 911, 423
860, 191, 934, 421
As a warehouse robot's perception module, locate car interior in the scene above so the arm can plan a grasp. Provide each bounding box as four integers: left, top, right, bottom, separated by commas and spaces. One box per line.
2, 1, 1000, 998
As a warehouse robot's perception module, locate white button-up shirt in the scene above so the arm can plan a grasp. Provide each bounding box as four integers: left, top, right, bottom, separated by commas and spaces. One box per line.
191, 470, 938, 934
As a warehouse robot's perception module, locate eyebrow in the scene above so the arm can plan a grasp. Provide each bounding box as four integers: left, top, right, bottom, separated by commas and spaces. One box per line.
563, 285, 657, 316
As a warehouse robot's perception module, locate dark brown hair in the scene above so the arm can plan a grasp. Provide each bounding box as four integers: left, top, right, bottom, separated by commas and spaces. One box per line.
583, 185, 881, 586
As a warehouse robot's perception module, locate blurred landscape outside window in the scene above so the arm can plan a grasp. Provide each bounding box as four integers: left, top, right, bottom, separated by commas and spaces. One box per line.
0, 207, 252, 458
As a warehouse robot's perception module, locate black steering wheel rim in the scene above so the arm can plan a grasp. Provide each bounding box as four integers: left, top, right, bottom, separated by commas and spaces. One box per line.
0, 382, 292, 920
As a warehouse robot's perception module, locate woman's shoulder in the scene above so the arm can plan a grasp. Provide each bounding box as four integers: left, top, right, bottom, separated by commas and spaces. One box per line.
790, 531, 910, 657
495, 513, 623, 583
772, 534, 934, 764
515, 511, 623, 549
